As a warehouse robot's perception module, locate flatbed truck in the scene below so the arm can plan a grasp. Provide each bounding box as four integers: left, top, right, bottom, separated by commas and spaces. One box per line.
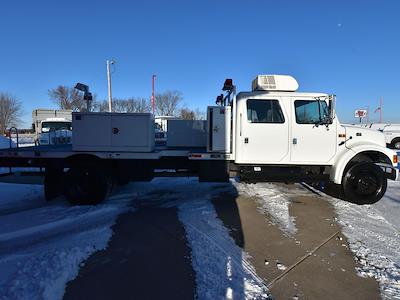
0, 75, 398, 205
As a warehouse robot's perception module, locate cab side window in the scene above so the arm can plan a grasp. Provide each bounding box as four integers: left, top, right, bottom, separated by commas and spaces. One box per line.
295, 100, 328, 124
247, 99, 285, 123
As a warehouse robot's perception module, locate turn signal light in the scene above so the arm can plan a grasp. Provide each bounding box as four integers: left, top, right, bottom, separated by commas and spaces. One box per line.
394, 155, 398, 164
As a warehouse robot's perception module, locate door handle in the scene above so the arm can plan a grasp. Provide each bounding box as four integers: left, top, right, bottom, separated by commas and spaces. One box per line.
293, 138, 297, 145
113, 127, 120, 134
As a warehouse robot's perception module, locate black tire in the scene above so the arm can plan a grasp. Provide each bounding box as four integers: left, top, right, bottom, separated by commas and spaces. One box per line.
390, 138, 400, 150
44, 168, 64, 201
342, 162, 387, 205
64, 166, 110, 205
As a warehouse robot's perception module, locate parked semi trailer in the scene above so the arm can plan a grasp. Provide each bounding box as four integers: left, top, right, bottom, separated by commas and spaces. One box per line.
1, 75, 398, 205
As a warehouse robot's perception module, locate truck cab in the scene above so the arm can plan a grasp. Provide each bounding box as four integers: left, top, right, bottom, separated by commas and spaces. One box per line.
206, 75, 398, 204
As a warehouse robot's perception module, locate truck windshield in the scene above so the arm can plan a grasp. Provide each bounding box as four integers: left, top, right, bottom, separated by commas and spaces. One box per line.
42, 122, 72, 132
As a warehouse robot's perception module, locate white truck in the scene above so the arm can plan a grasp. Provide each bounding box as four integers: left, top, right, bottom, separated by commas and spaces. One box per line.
359, 123, 400, 150
32, 109, 73, 145
1, 75, 397, 205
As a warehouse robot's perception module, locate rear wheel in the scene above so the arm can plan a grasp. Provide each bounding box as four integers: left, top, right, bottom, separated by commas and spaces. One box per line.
342, 162, 387, 204
65, 166, 111, 205
390, 138, 400, 150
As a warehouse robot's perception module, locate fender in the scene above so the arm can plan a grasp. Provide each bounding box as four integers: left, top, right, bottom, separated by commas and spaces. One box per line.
330, 144, 398, 184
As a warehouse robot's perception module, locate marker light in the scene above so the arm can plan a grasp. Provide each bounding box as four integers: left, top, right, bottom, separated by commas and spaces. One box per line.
222, 79, 233, 91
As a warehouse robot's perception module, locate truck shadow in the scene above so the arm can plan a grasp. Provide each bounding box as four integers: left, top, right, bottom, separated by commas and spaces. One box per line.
302, 181, 363, 205
64, 178, 258, 300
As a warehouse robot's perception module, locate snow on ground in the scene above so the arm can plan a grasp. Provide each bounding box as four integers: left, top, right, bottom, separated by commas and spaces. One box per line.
129, 178, 270, 300
0, 183, 134, 300
1, 175, 399, 299
0, 167, 42, 175
324, 181, 400, 300
233, 182, 310, 235
0, 136, 34, 149
234, 179, 400, 299
0, 136, 15, 149
0, 178, 270, 300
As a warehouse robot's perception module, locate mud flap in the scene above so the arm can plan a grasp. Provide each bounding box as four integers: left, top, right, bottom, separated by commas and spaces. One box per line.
199, 160, 229, 182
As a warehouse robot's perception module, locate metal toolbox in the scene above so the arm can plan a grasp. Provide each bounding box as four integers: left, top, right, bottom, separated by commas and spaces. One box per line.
166, 120, 207, 148
207, 106, 231, 153
72, 112, 154, 152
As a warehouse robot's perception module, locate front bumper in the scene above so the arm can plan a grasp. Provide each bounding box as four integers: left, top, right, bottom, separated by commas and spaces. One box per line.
376, 163, 398, 181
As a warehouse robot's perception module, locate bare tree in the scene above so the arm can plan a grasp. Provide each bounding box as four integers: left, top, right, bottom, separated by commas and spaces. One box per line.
179, 107, 206, 120
0, 93, 22, 133
48, 85, 87, 111
194, 108, 206, 120
95, 97, 151, 113
126, 97, 151, 113
179, 107, 196, 120
94, 100, 109, 112
155, 90, 182, 116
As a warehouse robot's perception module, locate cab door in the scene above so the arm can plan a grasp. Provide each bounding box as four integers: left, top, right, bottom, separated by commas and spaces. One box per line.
237, 97, 290, 164
290, 99, 337, 163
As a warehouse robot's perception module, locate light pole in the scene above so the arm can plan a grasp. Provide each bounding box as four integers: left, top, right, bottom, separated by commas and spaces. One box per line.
106, 60, 115, 112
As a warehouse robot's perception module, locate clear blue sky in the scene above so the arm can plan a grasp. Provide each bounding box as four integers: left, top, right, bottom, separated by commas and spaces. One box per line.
0, 0, 399, 127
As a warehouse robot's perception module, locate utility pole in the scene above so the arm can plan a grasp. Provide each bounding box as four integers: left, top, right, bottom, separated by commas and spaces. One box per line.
106, 60, 115, 112
151, 75, 156, 115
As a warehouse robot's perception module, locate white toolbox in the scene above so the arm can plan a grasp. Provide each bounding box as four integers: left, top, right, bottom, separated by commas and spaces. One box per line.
166, 120, 207, 148
72, 112, 154, 152
207, 106, 231, 153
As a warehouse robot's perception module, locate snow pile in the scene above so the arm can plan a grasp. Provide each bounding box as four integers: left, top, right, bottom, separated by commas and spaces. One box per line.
233, 182, 309, 235
322, 181, 400, 299
0, 136, 15, 149
180, 199, 269, 300
1, 227, 112, 300
0, 183, 43, 214
11, 136, 35, 147
0, 182, 134, 300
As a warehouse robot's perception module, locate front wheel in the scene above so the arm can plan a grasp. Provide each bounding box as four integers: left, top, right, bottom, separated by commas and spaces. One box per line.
390, 138, 400, 150
342, 162, 387, 205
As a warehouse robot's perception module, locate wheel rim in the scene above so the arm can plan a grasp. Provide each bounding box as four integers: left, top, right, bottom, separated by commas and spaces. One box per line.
349, 172, 379, 196
67, 168, 107, 203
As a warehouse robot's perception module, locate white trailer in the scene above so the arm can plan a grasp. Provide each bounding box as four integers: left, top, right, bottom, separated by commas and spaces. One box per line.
1, 75, 398, 205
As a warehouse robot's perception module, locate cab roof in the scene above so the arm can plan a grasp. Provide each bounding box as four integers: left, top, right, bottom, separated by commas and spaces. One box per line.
236, 91, 329, 100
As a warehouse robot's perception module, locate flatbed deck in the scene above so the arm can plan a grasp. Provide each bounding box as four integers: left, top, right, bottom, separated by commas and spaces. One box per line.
0, 144, 230, 168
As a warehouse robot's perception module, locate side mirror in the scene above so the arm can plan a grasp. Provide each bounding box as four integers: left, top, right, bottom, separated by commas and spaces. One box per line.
328, 95, 336, 122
